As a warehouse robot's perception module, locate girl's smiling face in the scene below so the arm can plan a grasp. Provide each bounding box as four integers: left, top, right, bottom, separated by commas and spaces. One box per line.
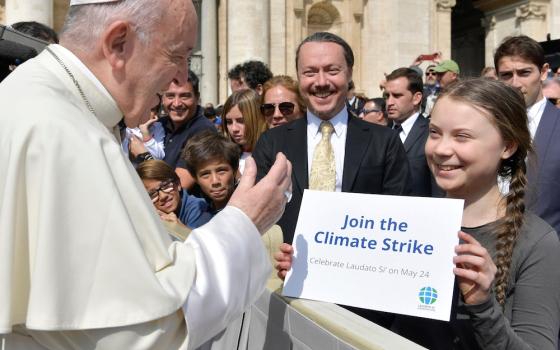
425, 96, 516, 199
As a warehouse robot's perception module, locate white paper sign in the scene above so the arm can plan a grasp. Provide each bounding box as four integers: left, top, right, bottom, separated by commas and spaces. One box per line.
283, 190, 463, 321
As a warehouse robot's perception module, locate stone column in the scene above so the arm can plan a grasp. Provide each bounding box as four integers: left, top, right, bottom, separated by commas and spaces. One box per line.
227, 0, 269, 73
1, 4, 6, 24
218, 0, 228, 103
53, 0, 69, 33
362, 0, 397, 98
482, 15, 497, 67
5, 0, 53, 26
551, 0, 560, 39
516, 1, 548, 42
286, 0, 304, 77
350, 0, 363, 93
201, 0, 218, 105
431, 0, 455, 60
269, 0, 286, 75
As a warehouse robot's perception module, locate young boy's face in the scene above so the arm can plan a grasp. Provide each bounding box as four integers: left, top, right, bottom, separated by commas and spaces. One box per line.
195, 159, 236, 208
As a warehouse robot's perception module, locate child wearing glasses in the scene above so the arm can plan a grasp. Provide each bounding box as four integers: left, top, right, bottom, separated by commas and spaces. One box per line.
222, 89, 267, 174
261, 75, 305, 128
136, 160, 212, 236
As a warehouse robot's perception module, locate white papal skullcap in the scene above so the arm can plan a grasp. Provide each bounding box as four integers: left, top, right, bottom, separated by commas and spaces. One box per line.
70, 0, 121, 5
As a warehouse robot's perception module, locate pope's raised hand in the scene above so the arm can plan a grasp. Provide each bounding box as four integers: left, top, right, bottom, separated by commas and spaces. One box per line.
228, 153, 292, 234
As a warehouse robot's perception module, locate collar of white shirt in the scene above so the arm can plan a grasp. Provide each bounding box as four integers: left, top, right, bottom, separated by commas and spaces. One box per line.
307, 108, 348, 139
527, 96, 547, 139
393, 111, 420, 143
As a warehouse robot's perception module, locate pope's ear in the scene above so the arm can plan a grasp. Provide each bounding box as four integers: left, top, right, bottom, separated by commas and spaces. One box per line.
101, 21, 131, 70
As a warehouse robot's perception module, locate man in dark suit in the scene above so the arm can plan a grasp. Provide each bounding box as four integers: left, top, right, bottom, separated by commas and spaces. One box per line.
495, 35, 560, 235
252, 32, 410, 244
384, 68, 442, 197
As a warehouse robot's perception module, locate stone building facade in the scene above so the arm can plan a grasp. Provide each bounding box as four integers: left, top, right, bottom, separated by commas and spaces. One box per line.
1, 0, 559, 104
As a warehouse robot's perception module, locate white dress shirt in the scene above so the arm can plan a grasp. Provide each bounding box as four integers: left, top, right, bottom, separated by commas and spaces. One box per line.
498, 97, 547, 194
307, 109, 348, 192
527, 97, 547, 139
121, 124, 166, 160
393, 111, 420, 143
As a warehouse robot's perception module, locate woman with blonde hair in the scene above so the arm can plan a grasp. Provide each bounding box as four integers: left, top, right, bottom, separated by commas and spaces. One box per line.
222, 89, 267, 173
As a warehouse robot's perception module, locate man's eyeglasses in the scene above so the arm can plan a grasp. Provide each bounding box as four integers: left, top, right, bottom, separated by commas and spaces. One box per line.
362, 108, 382, 115
147, 179, 176, 202
260, 102, 295, 117
425, 71, 436, 77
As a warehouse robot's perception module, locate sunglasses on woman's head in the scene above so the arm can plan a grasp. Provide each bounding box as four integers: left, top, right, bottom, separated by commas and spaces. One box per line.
260, 102, 295, 117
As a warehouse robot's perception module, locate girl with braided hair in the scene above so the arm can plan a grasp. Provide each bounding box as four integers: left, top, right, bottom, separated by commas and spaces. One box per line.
273, 78, 560, 349
401, 77, 560, 349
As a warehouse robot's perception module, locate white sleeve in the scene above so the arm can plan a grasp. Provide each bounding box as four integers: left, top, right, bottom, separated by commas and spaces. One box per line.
183, 206, 271, 350
8, 206, 269, 350
144, 122, 166, 159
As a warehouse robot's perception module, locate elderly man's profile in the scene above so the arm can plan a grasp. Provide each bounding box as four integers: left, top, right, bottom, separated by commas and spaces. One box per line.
0, 0, 291, 348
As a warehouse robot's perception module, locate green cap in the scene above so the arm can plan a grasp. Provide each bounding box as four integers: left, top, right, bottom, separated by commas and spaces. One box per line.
433, 60, 460, 74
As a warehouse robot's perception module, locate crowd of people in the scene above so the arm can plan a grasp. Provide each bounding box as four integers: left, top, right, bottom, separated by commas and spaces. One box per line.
1, 0, 560, 349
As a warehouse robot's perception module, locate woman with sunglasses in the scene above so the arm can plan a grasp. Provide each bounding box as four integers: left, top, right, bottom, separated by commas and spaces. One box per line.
136, 160, 212, 234
222, 89, 267, 174
261, 75, 305, 128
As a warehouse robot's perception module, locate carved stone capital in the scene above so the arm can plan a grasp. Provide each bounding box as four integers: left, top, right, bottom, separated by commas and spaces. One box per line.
435, 0, 456, 12
516, 2, 547, 22
481, 15, 496, 31
352, 0, 364, 22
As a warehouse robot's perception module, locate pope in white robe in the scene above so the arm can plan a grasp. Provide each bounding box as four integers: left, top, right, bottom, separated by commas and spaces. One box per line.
0, 0, 291, 349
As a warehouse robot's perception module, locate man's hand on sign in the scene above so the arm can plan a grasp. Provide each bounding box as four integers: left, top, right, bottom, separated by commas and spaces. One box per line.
274, 243, 294, 280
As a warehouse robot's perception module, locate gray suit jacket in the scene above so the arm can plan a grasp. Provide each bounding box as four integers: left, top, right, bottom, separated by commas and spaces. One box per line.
527, 101, 560, 235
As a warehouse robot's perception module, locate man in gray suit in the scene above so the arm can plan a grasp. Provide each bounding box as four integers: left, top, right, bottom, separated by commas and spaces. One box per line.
495, 35, 560, 235
385, 67, 442, 197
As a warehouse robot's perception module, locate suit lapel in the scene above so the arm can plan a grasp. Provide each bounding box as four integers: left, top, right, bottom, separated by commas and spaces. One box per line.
533, 102, 558, 161
285, 118, 309, 193
342, 117, 370, 192
403, 116, 427, 152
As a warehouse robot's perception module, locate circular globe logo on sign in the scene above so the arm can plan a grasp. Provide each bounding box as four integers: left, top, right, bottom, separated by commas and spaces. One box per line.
418, 287, 438, 305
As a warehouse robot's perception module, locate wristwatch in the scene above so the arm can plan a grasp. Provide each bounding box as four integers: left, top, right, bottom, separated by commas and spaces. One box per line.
135, 152, 154, 163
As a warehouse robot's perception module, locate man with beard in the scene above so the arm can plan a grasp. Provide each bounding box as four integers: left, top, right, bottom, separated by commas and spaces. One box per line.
253, 32, 410, 244
252, 31, 410, 329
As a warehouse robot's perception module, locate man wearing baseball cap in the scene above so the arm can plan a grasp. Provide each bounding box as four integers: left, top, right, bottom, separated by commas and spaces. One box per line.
433, 59, 460, 88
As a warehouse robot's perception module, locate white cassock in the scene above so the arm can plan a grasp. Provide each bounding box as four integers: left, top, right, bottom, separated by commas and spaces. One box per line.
0, 44, 271, 349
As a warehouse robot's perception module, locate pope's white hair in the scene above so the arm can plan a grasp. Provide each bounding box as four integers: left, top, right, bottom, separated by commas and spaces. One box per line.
60, 0, 164, 48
